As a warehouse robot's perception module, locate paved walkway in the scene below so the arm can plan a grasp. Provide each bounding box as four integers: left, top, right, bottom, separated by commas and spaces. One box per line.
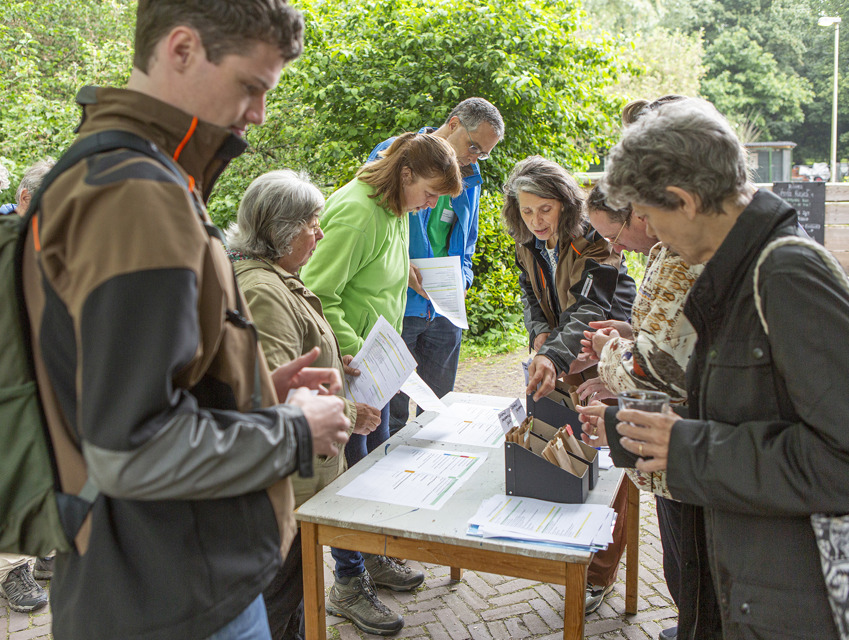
3, 350, 677, 640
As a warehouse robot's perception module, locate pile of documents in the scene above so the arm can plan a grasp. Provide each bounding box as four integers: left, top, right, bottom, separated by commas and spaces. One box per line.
467, 494, 615, 552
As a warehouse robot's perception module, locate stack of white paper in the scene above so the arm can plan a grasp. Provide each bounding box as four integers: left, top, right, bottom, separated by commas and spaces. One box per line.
467, 494, 616, 551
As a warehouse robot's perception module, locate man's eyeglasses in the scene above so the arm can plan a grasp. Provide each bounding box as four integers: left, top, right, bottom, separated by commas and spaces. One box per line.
458, 119, 491, 161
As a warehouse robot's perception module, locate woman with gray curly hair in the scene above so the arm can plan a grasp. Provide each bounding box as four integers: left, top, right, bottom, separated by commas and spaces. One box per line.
601, 97, 849, 640
227, 169, 380, 640
501, 156, 636, 614
501, 156, 635, 401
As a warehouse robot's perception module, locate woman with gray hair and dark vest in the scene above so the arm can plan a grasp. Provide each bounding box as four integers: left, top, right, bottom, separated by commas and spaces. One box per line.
600, 97, 849, 640
501, 156, 636, 614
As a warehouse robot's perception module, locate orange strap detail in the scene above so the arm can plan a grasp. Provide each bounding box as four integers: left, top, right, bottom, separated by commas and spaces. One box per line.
173, 117, 198, 162
570, 242, 581, 256
187, 175, 196, 193
31, 215, 41, 252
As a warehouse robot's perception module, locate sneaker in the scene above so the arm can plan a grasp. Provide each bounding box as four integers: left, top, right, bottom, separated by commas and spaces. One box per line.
659, 626, 678, 639
327, 571, 404, 636
362, 553, 424, 592
585, 583, 614, 614
0, 564, 48, 613
33, 556, 54, 580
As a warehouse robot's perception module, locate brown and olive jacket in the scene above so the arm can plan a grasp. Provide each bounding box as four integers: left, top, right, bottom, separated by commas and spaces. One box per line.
21, 86, 311, 640
516, 222, 636, 374
232, 255, 358, 507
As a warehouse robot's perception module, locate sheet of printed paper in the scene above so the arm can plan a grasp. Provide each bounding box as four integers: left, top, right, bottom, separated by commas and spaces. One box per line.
344, 316, 417, 409
468, 494, 615, 547
410, 256, 468, 329
336, 445, 487, 510
400, 370, 448, 413
413, 402, 509, 448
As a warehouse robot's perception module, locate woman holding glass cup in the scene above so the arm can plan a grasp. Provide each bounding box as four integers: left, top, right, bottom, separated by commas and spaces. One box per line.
592, 97, 849, 640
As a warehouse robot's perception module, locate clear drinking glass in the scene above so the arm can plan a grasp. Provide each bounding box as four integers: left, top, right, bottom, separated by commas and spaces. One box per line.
617, 390, 670, 414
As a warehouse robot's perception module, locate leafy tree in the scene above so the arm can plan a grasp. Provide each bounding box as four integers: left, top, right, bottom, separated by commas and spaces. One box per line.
0, 0, 134, 188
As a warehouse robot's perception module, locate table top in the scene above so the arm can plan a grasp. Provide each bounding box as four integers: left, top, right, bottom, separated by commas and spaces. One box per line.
295, 392, 623, 563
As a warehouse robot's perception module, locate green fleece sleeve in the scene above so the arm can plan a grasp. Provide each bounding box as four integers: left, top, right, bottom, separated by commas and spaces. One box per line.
300, 206, 370, 356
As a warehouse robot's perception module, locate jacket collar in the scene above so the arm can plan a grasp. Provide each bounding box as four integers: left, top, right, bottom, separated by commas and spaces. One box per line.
230, 254, 309, 292
75, 86, 247, 203
685, 189, 797, 329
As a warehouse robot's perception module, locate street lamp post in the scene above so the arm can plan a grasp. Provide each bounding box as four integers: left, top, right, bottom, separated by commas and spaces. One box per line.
819, 16, 842, 183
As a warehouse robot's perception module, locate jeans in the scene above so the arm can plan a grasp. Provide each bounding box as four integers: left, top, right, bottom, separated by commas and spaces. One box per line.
389, 315, 462, 436
206, 595, 271, 640
332, 404, 391, 579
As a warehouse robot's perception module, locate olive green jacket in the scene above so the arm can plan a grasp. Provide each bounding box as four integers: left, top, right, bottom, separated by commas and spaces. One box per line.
233, 256, 357, 507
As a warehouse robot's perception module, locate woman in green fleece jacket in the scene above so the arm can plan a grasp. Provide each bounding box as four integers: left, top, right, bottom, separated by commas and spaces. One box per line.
300, 132, 462, 467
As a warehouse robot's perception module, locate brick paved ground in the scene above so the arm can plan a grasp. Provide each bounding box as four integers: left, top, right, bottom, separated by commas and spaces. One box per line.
3, 349, 677, 640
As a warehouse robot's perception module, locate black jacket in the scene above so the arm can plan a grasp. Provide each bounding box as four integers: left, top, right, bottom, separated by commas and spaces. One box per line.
516, 222, 635, 373
668, 189, 849, 639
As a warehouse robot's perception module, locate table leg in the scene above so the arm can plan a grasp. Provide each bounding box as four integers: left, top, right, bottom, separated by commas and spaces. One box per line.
301, 522, 327, 640
625, 477, 640, 615
450, 566, 464, 580
563, 562, 587, 640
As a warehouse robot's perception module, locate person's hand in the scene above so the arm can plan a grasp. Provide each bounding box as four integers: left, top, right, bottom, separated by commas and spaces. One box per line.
588, 319, 633, 341
591, 327, 619, 356
576, 402, 608, 446
353, 402, 380, 435
576, 377, 615, 403
288, 389, 350, 457
271, 347, 342, 399
408, 264, 428, 299
526, 354, 557, 401
532, 332, 550, 352
567, 354, 596, 375
342, 354, 360, 377
615, 408, 681, 472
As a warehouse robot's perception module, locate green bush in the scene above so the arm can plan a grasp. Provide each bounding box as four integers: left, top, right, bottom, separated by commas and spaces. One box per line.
466, 192, 524, 348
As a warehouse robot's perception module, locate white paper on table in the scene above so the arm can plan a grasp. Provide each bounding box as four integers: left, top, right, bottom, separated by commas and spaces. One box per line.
344, 316, 417, 410
468, 494, 616, 547
400, 371, 448, 413
597, 448, 614, 470
336, 445, 487, 510
413, 402, 509, 447
410, 256, 468, 329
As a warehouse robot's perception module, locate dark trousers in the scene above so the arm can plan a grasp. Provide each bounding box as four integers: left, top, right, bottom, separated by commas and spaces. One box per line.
656, 495, 683, 609
262, 531, 304, 640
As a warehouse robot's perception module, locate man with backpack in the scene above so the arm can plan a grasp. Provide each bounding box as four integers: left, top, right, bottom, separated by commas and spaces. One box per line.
17, 2, 350, 639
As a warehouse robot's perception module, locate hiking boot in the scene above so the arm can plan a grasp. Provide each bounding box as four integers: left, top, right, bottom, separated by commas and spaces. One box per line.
658, 625, 678, 639
585, 583, 614, 614
33, 556, 54, 580
0, 564, 48, 613
362, 553, 425, 591
327, 571, 404, 636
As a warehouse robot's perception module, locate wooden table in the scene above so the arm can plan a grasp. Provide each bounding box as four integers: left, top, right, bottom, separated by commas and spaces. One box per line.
297, 393, 640, 640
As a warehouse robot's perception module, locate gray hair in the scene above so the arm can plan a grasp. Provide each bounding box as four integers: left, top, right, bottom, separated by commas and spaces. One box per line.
601, 98, 750, 215
501, 156, 585, 245
445, 97, 505, 140
16, 159, 55, 204
226, 169, 324, 261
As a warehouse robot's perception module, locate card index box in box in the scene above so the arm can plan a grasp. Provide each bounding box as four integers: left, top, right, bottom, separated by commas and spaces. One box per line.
504, 417, 600, 504
526, 387, 582, 438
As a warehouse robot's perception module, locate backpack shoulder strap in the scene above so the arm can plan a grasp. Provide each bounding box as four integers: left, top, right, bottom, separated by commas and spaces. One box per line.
753, 235, 849, 335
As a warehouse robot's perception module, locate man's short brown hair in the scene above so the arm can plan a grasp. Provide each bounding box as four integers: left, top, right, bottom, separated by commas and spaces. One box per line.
134, 0, 304, 72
